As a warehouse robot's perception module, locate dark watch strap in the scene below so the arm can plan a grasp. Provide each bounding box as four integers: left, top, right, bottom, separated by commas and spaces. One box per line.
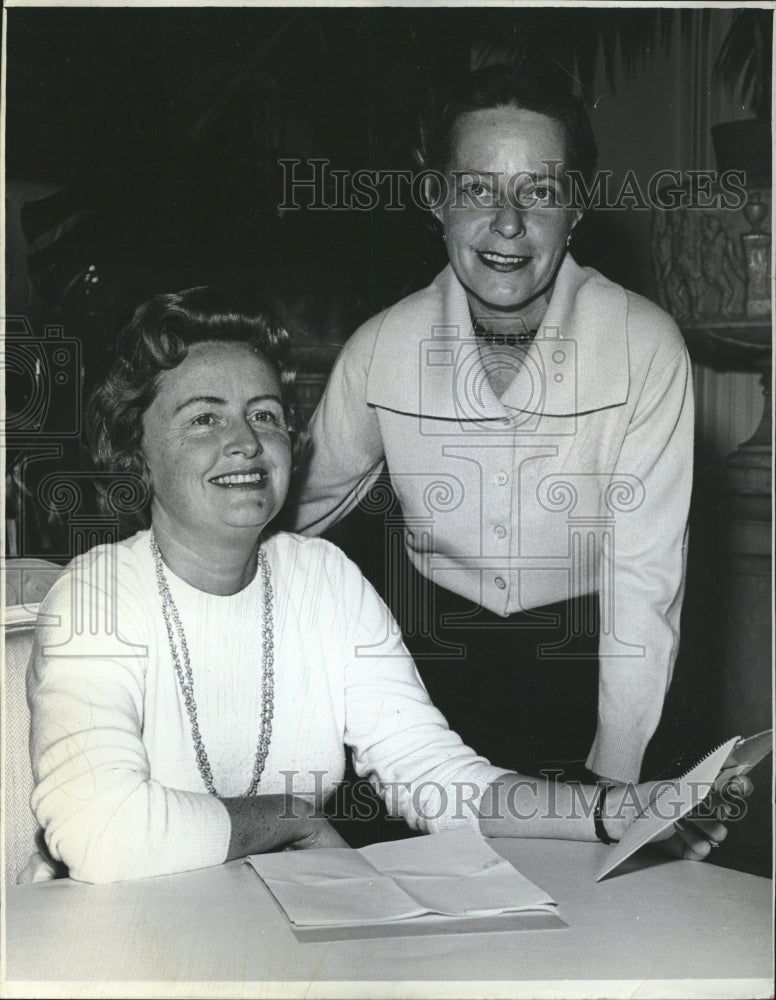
593, 784, 620, 844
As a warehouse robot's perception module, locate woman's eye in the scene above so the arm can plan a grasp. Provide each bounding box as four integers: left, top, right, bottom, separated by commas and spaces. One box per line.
192, 413, 217, 426
250, 410, 283, 426
528, 185, 557, 206
464, 182, 488, 199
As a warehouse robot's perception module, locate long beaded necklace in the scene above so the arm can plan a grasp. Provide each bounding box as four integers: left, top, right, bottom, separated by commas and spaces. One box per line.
149, 530, 274, 797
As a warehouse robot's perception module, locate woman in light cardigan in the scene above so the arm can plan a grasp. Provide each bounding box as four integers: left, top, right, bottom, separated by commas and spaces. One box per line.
290, 65, 693, 785
27, 287, 736, 885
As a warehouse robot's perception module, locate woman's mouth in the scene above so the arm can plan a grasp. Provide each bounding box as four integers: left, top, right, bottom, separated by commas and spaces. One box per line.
210, 470, 268, 489
476, 250, 531, 273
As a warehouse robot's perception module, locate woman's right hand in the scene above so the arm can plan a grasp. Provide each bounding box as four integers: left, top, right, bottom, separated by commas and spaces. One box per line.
284, 817, 349, 850
603, 775, 753, 861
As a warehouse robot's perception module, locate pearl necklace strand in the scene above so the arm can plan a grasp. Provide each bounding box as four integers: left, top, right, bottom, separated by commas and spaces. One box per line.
149, 530, 274, 797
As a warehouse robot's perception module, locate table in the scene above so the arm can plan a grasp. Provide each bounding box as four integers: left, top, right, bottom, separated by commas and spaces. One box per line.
2, 839, 773, 998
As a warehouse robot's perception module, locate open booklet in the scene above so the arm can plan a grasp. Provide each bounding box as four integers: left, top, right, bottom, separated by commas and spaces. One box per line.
246, 826, 558, 933
598, 729, 773, 881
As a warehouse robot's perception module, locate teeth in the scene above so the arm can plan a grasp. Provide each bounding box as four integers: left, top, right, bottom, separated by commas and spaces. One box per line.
212, 472, 265, 485
480, 251, 526, 263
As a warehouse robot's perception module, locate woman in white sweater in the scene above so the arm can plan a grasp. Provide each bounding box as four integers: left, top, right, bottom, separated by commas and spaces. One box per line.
290, 65, 694, 785
27, 287, 744, 884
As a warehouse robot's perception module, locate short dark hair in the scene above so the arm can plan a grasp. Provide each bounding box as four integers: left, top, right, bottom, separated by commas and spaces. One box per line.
86, 286, 297, 525
419, 64, 598, 186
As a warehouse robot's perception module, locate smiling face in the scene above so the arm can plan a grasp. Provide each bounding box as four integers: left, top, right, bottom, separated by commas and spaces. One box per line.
434, 106, 582, 325
141, 341, 291, 547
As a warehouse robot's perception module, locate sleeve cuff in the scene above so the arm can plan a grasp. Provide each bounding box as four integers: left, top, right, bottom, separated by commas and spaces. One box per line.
422, 763, 510, 835
586, 730, 647, 784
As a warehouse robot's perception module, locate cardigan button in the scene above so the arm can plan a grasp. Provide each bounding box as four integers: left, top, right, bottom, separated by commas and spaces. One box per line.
494, 576, 506, 589
494, 525, 507, 539
495, 471, 509, 486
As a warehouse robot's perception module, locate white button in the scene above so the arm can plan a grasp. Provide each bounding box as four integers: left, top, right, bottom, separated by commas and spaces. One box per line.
494, 525, 507, 539
495, 471, 509, 486
500, 417, 510, 426
494, 576, 506, 589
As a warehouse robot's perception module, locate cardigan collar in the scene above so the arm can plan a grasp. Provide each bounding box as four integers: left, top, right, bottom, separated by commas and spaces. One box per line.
366, 256, 631, 420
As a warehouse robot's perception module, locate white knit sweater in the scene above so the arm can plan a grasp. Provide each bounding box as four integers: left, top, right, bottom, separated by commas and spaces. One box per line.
28, 530, 503, 883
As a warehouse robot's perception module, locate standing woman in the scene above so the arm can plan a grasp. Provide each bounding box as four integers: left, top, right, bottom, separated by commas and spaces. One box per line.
290, 65, 694, 785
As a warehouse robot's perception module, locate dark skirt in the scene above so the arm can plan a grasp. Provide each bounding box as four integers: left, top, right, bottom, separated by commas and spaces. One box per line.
385, 544, 601, 780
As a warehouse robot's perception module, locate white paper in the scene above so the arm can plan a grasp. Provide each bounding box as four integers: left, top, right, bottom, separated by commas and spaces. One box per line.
247, 826, 556, 928
597, 729, 773, 881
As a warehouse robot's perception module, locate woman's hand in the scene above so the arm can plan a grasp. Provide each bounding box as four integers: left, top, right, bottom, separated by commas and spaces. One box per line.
603, 775, 754, 860
657, 775, 753, 861
285, 818, 349, 851
223, 794, 348, 860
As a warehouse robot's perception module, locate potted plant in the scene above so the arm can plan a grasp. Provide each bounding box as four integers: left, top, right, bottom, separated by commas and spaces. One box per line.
711, 8, 772, 184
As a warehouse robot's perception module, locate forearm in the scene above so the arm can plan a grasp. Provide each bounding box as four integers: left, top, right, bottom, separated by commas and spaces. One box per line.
33, 769, 232, 883
30, 629, 232, 883
588, 345, 693, 781
479, 772, 637, 842
480, 770, 749, 863
588, 557, 686, 782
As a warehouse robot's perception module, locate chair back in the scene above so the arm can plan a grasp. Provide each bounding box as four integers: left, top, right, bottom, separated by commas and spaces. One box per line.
2, 558, 62, 885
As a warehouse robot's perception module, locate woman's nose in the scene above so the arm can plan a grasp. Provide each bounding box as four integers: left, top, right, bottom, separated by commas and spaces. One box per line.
225, 419, 263, 457
490, 201, 525, 239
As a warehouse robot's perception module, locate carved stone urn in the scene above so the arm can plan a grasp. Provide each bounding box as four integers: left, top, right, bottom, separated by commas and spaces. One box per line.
651, 183, 772, 477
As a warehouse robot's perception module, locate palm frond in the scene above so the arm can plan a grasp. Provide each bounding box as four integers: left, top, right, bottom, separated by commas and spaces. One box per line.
712, 9, 773, 117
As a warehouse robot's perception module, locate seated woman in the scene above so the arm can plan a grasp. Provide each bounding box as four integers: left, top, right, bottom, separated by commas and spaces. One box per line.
26, 287, 745, 884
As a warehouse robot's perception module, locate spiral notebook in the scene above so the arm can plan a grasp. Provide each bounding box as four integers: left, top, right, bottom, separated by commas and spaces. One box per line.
597, 729, 773, 881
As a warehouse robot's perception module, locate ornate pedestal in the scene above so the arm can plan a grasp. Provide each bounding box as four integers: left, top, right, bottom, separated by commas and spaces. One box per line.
678, 320, 772, 876
652, 186, 772, 874
682, 318, 772, 473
